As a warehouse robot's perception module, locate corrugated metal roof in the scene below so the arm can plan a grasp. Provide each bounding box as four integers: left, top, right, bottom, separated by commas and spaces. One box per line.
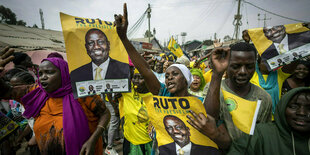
130, 37, 155, 43
0, 23, 65, 52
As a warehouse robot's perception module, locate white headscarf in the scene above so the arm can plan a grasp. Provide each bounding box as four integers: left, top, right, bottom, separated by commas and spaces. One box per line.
167, 64, 193, 87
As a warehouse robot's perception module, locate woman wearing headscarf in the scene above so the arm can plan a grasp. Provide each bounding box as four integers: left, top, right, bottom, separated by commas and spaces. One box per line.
114, 4, 221, 155
0, 54, 110, 155
228, 87, 310, 155
188, 68, 206, 98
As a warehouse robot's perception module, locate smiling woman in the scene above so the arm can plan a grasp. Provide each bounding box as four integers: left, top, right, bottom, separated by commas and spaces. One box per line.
188, 68, 206, 98
282, 60, 310, 95
228, 87, 310, 155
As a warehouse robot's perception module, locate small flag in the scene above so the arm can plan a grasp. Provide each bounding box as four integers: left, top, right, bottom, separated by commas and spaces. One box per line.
167, 37, 183, 58
222, 90, 261, 134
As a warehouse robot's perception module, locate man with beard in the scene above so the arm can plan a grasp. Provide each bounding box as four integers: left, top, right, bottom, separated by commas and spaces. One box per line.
70, 28, 129, 95
160, 115, 217, 155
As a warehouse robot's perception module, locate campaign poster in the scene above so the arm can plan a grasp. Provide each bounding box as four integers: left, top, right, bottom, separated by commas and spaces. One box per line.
143, 95, 218, 154
248, 23, 310, 70
60, 13, 130, 98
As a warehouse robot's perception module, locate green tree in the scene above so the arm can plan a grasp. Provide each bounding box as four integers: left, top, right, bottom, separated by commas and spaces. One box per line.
16, 20, 26, 26
32, 24, 38, 28
0, 5, 17, 24
0, 5, 27, 26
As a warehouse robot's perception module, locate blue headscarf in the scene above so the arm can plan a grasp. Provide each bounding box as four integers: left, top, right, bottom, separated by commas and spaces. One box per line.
255, 63, 279, 114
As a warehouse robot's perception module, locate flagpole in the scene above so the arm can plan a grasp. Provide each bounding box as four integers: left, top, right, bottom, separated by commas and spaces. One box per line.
244, 99, 262, 155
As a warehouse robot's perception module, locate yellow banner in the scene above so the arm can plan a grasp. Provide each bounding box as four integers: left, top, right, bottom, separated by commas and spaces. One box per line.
60, 12, 130, 98
247, 23, 310, 70
144, 95, 218, 152
167, 37, 183, 58
222, 90, 258, 134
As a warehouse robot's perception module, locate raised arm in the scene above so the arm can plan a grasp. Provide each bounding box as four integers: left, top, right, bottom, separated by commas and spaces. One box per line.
0, 47, 14, 72
0, 47, 15, 98
204, 47, 230, 119
114, 3, 161, 95
0, 47, 35, 102
281, 61, 298, 74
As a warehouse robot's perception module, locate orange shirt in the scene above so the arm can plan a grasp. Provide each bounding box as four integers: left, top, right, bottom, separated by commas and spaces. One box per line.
14, 85, 103, 155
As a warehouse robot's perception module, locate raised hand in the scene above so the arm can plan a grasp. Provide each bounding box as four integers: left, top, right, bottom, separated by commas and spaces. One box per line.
213, 39, 223, 48
0, 47, 14, 72
114, 3, 128, 40
242, 30, 250, 43
187, 110, 232, 149
210, 47, 230, 75
303, 22, 310, 29
186, 110, 218, 139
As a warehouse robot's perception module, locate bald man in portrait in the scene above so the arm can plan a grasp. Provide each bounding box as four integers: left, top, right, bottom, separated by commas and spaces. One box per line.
261, 25, 310, 60
70, 28, 129, 96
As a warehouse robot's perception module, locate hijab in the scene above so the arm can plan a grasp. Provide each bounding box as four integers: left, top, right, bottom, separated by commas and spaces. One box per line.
21, 57, 90, 155
167, 64, 193, 86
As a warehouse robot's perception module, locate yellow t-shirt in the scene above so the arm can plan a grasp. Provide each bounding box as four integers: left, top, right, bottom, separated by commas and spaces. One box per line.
250, 68, 291, 99
119, 90, 152, 145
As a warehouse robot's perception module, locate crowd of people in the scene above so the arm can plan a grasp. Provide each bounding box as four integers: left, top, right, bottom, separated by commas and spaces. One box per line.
0, 3, 309, 155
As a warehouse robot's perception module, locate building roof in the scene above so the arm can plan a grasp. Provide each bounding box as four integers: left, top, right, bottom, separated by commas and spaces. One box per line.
0, 23, 65, 52
184, 40, 202, 46
130, 36, 163, 51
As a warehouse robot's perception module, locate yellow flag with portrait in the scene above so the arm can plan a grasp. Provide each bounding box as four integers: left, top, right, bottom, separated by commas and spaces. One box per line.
222, 90, 258, 134
143, 95, 218, 154
247, 23, 310, 71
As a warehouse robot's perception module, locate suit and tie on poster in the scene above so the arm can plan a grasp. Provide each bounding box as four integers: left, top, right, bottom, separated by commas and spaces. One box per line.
248, 23, 310, 71
60, 13, 130, 98
143, 96, 219, 155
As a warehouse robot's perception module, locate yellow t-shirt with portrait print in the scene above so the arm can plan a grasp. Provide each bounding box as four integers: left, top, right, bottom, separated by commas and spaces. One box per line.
118, 90, 152, 145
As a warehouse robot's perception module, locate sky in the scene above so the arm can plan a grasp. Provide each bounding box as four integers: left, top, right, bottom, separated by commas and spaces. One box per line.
1, 0, 309, 45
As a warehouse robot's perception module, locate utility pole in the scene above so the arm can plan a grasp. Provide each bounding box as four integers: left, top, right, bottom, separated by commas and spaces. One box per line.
39, 9, 45, 29
181, 32, 187, 47
233, 0, 242, 40
147, 4, 151, 43
258, 13, 271, 27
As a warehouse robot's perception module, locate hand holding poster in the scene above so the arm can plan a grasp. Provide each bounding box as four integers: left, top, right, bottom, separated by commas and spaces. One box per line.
143, 95, 219, 155
248, 23, 310, 71
60, 13, 130, 98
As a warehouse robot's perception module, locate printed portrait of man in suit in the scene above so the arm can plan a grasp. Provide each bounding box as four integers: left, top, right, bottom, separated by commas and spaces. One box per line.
88, 85, 96, 95
70, 28, 129, 97
159, 115, 218, 155
261, 24, 310, 60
